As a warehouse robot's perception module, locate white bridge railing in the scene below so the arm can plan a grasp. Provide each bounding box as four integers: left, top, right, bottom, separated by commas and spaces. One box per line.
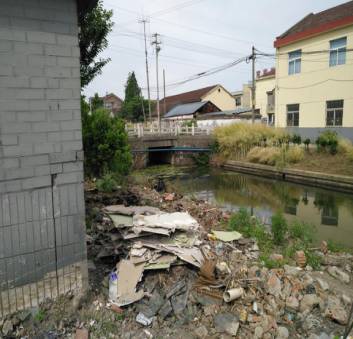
126, 121, 212, 138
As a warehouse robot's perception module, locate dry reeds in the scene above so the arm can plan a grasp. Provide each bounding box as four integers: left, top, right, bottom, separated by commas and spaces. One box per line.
214, 123, 289, 160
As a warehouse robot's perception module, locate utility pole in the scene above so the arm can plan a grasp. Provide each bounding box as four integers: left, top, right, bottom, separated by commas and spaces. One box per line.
163, 69, 166, 116
251, 46, 256, 124
139, 18, 152, 121
152, 33, 161, 129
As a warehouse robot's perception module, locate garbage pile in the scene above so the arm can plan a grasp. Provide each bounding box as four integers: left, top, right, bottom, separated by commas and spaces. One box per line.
104, 205, 207, 307
87, 202, 353, 338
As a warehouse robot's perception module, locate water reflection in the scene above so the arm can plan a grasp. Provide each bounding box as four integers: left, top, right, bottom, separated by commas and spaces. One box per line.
170, 169, 353, 248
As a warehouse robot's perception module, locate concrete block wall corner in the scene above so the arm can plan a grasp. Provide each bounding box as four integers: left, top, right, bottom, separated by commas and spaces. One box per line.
0, 0, 87, 317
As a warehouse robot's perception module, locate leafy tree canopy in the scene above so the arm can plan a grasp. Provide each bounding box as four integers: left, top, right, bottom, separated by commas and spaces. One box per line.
82, 100, 132, 178
121, 72, 148, 122
79, 0, 114, 88
91, 92, 104, 111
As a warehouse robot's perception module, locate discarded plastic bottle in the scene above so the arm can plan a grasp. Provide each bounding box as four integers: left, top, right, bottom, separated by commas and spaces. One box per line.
109, 272, 118, 302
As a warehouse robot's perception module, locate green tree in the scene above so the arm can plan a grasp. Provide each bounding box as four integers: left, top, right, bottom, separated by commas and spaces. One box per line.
82, 97, 132, 178
121, 72, 147, 122
124, 72, 140, 102
79, 0, 114, 88
91, 93, 104, 111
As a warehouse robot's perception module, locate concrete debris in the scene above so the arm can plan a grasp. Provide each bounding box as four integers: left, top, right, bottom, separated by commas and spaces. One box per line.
194, 325, 208, 338
276, 326, 289, 339
327, 265, 350, 283
295, 250, 307, 268
134, 212, 199, 231
266, 272, 282, 297
300, 294, 320, 312
136, 312, 154, 326
104, 205, 161, 216
115, 260, 145, 306
324, 295, 348, 325
284, 264, 301, 276
214, 312, 240, 336
211, 230, 242, 242
77, 188, 353, 339
315, 277, 329, 291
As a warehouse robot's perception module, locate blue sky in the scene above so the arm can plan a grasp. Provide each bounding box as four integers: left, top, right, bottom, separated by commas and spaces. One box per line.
84, 0, 346, 99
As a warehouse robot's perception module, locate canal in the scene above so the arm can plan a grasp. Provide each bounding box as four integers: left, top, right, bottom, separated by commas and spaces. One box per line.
152, 166, 353, 248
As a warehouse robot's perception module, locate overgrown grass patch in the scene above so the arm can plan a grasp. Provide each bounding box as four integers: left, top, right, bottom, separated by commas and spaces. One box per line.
227, 209, 325, 269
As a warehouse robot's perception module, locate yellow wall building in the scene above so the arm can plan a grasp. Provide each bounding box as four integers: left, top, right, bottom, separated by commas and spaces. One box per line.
200, 85, 236, 111
255, 69, 276, 124
274, 1, 353, 128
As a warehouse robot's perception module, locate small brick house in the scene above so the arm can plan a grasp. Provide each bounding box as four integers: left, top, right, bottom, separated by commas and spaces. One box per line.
0, 0, 95, 316
102, 93, 124, 117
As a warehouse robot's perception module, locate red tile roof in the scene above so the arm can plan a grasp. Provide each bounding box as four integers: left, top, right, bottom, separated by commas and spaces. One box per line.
257, 67, 276, 79
274, 1, 353, 48
161, 85, 218, 115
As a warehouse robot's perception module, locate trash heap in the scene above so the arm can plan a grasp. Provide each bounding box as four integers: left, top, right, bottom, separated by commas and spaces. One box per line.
90, 203, 353, 338
104, 205, 206, 307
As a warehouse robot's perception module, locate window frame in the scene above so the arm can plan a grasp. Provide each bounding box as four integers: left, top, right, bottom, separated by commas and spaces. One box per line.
286, 104, 300, 127
326, 100, 344, 127
235, 96, 241, 107
329, 37, 347, 67
288, 49, 302, 75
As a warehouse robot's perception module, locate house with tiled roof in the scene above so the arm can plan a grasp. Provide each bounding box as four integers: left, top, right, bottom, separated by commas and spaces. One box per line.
274, 0, 353, 131
161, 84, 236, 120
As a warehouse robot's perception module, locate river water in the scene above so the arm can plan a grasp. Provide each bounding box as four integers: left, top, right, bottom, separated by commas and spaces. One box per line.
166, 167, 353, 248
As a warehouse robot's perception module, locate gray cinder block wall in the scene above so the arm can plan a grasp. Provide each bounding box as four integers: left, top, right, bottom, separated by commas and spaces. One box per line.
0, 0, 87, 316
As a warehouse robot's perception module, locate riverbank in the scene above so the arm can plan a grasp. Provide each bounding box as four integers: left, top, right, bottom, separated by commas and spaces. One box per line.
4, 181, 352, 338
223, 160, 353, 194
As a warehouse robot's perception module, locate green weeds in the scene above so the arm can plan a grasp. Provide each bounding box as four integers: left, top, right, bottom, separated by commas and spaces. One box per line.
227, 209, 327, 269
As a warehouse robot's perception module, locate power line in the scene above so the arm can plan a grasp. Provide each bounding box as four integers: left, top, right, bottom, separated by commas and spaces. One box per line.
143, 55, 249, 91
112, 29, 246, 59
107, 3, 271, 49
148, 0, 207, 18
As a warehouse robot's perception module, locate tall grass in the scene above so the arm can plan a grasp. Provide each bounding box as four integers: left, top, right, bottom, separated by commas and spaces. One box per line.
247, 145, 304, 167
337, 138, 353, 161
213, 123, 289, 159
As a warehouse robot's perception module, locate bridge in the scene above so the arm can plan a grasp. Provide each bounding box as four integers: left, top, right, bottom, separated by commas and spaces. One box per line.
129, 133, 213, 168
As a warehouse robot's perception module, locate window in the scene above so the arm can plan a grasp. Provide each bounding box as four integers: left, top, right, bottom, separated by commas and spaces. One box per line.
288, 50, 301, 75
235, 96, 241, 106
287, 104, 299, 126
329, 37, 346, 67
326, 100, 343, 126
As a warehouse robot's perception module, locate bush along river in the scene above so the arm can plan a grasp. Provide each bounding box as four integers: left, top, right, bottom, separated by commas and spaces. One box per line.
134, 165, 353, 249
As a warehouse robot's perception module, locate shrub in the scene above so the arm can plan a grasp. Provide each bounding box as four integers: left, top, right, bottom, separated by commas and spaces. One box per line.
304, 138, 311, 150
286, 145, 305, 163
228, 209, 273, 252
271, 211, 287, 245
337, 138, 353, 161
292, 134, 302, 145
247, 147, 280, 165
228, 207, 252, 234
96, 173, 117, 192
289, 220, 315, 244
315, 130, 338, 154
83, 107, 132, 178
